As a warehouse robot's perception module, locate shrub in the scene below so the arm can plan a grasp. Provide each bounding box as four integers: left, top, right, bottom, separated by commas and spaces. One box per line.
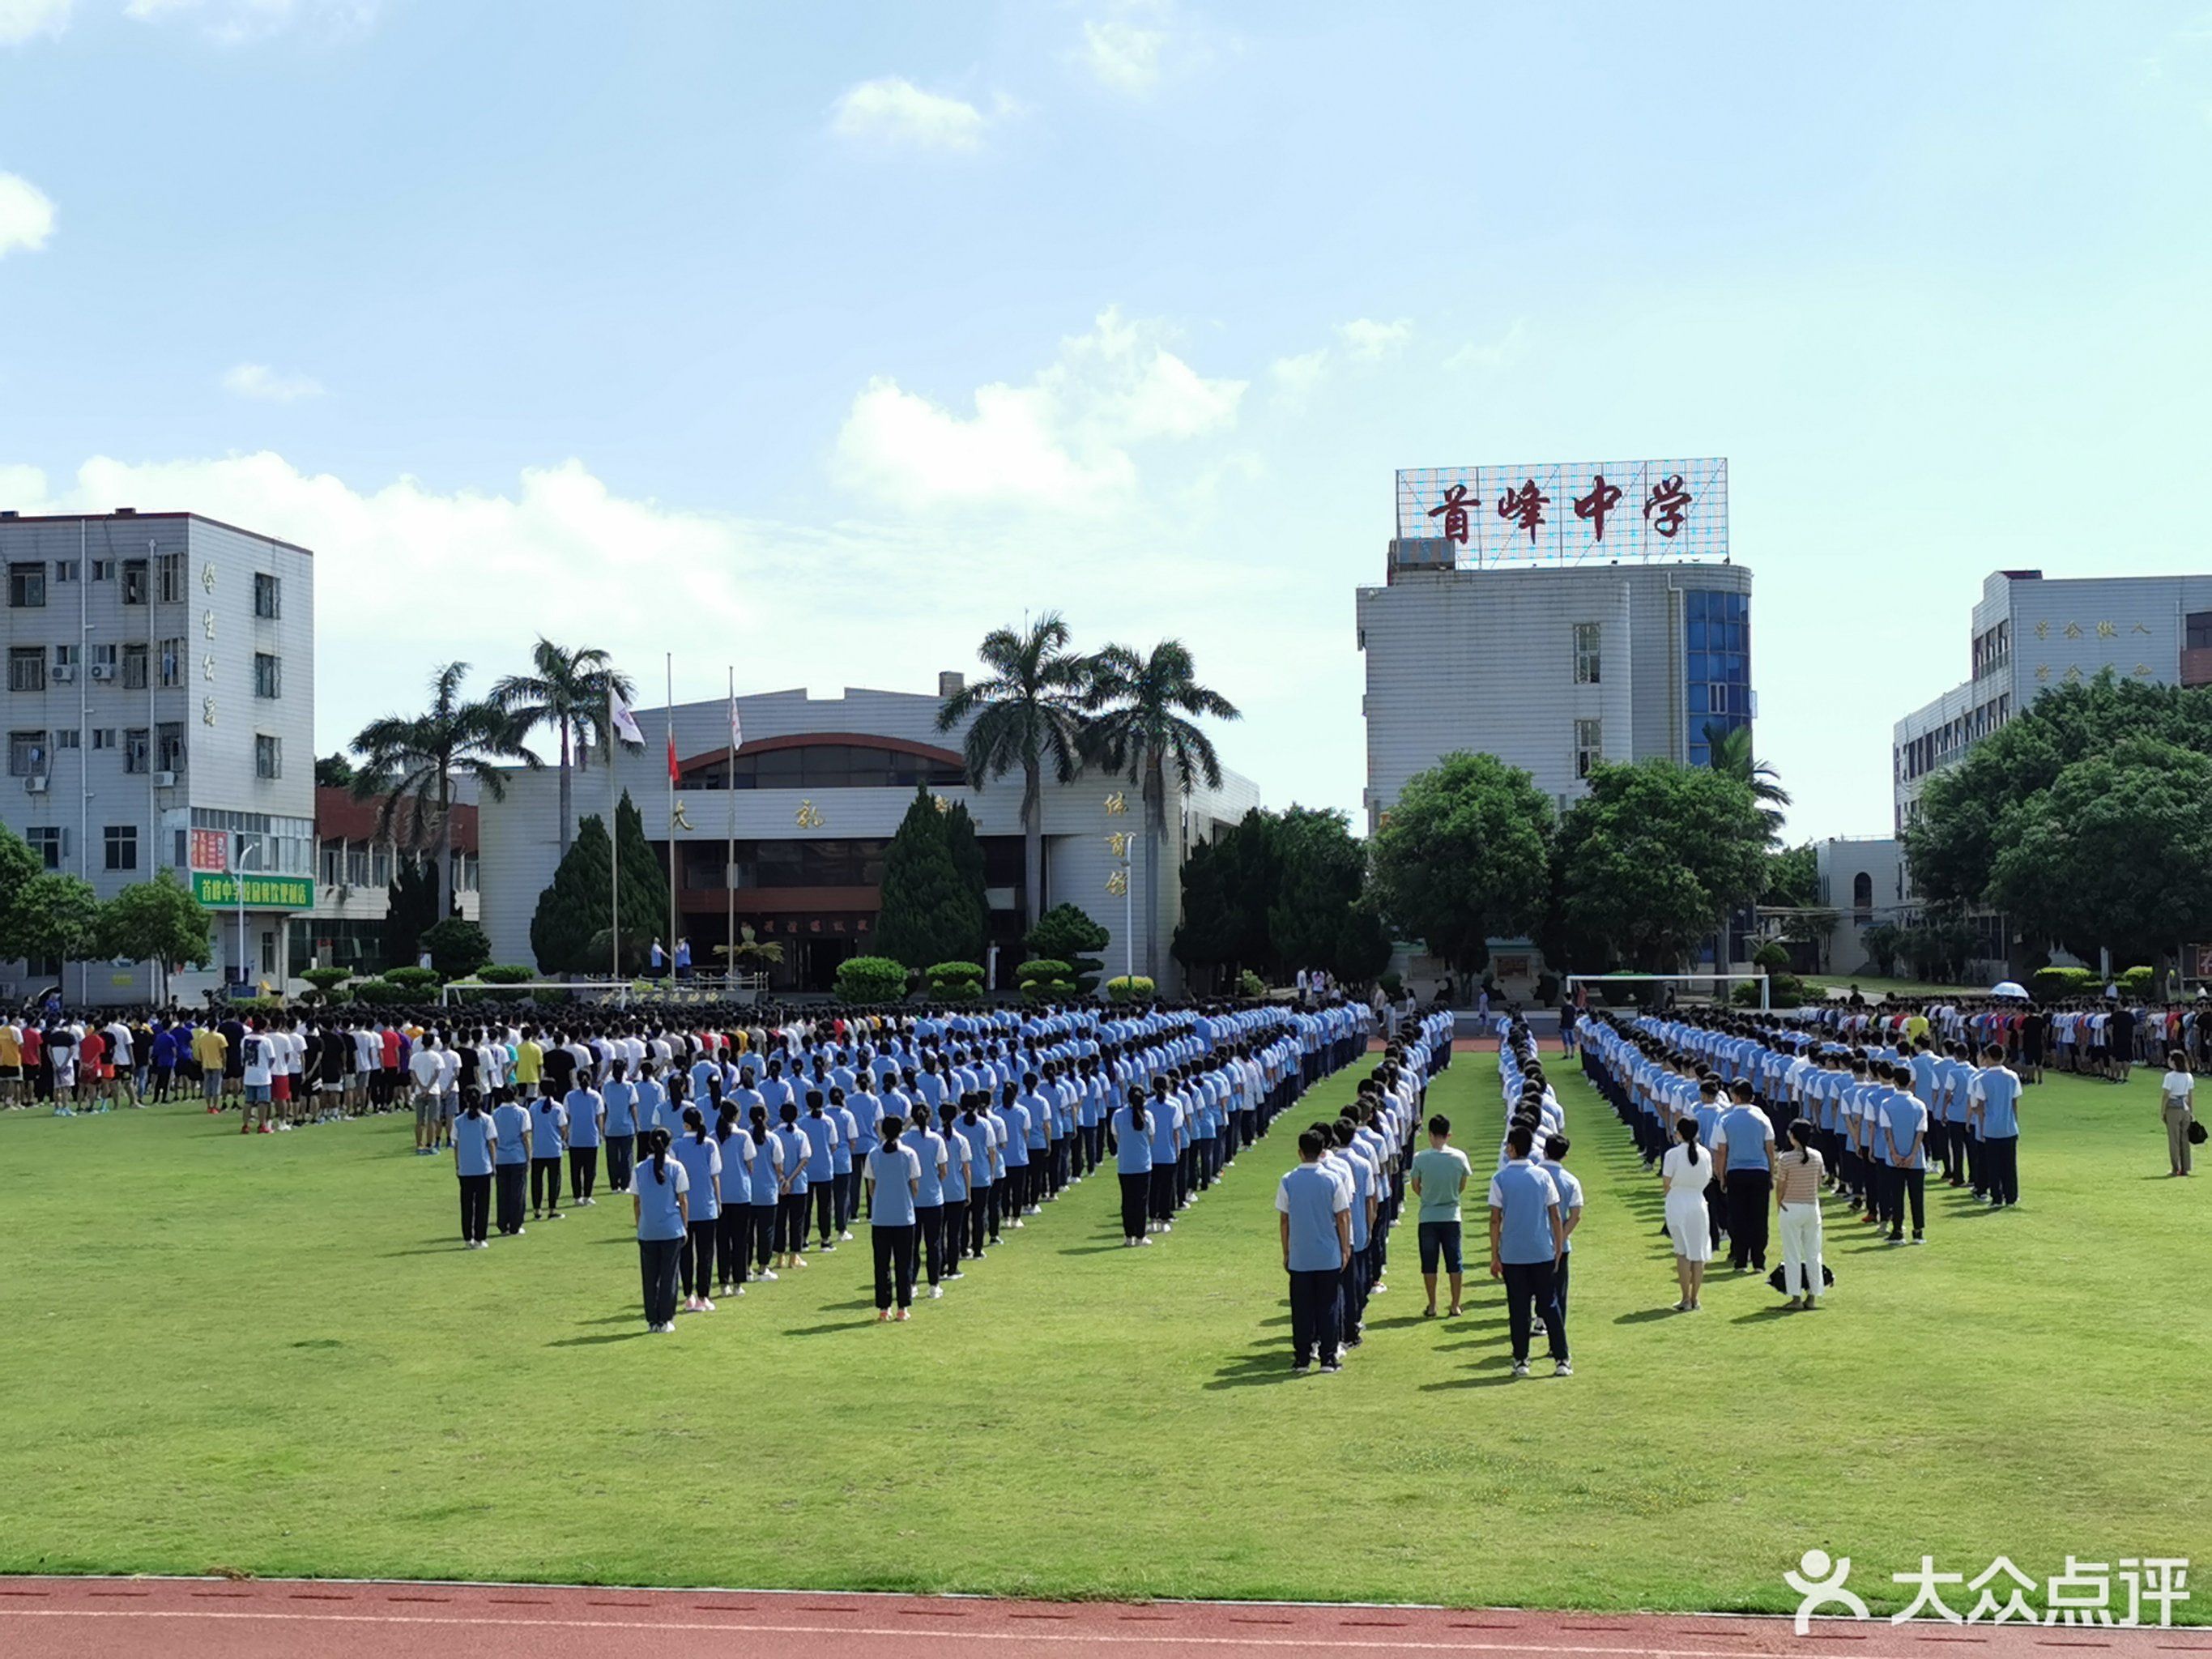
2031, 965, 2098, 1001
420, 918, 492, 981
2120, 965, 2156, 999
476, 963, 537, 985
1106, 975, 1156, 1004
1379, 970, 1403, 995
300, 966, 352, 992
1238, 968, 1268, 1000
1535, 970, 1560, 1006
348, 979, 412, 1007
836, 955, 911, 1005
1751, 940, 1792, 970
926, 961, 985, 999
385, 965, 442, 992
1015, 958, 1072, 984
230, 995, 288, 1016
1017, 959, 1076, 1004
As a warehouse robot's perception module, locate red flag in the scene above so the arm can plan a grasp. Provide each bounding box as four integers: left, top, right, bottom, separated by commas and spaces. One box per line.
667, 728, 680, 783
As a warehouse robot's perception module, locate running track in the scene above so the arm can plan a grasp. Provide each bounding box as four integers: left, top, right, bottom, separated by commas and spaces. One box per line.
3, 1580, 2206, 1659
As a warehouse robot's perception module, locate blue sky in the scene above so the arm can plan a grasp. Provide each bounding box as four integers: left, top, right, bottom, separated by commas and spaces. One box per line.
2, 0, 2210, 841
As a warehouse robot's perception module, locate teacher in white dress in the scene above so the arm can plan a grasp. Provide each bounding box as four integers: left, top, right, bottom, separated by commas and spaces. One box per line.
1660, 1116, 1714, 1312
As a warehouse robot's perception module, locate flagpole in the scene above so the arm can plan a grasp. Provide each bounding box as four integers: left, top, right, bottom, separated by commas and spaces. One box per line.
666, 652, 678, 986
726, 664, 736, 996
607, 687, 620, 985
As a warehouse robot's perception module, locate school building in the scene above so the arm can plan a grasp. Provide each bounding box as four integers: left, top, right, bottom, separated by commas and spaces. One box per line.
474, 680, 1260, 996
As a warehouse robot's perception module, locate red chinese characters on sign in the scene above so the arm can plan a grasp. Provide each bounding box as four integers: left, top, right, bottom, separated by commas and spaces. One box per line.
1426, 482, 1474, 545
1643, 473, 1693, 537
191, 829, 228, 872
1573, 473, 1623, 542
1497, 480, 1549, 543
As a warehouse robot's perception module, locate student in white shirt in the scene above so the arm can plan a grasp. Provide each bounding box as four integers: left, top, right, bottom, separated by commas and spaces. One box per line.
2161, 1048, 2196, 1178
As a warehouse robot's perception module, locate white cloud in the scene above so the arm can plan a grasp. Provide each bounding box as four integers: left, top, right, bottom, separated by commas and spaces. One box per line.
0, 0, 70, 45
833, 306, 1245, 510
1444, 318, 1531, 373
125, 0, 378, 43
221, 363, 326, 403
829, 77, 993, 152
0, 171, 54, 258
1081, 17, 1166, 94
1336, 316, 1412, 360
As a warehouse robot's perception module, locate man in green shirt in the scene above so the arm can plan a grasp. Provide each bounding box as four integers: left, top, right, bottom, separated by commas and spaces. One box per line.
1409, 1114, 1473, 1317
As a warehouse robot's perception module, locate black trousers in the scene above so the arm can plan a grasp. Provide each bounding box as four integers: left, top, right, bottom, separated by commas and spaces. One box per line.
458, 1173, 490, 1243
1724, 1170, 1771, 1268
1984, 1135, 2020, 1204
916, 1203, 946, 1286
681, 1218, 717, 1297
775, 1191, 808, 1252
715, 1208, 749, 1289
605, 1133, 634, 1192
1890, 1167, 1925, 1237
1941, 1121, 1967, 1183
569, 1145, 599, 1201
531, 1156, 563, 1212
1287, 1266, 1340, 1367
985, 1180, 1004, 1242
1502, 1259, 1566, 1363
842, 1168, 863, 1230
1552, 1252, 1572, 1354
1965, 1130, 1987, 1195
752, 1204, 778, 1268
1703, 1178, 1728, 1250
872, 1222, 916, 1309
942, 1198, 967, 1262
813, 1181, 839, 1243
1148, 1162, 1176, 1223
1003, 1162, 1027, 1218
1082, 1123, 1104, 1173
495, 1163, 527, 1234
638, 1236, 681, 1326
968, 1187, 991, 1252
1119, 1171, 1149, 1239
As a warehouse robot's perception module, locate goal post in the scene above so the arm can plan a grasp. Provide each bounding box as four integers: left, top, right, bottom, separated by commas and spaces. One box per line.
1565, 971, 1775, 1013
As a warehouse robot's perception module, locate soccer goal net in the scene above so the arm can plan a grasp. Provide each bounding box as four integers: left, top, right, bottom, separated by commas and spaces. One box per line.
1565, 972, 1778, 1013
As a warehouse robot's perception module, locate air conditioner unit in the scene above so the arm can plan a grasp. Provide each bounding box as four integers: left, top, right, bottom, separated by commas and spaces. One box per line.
89, 664, 116, 681
155, 770, 177, 787
51, 664, 76, 684
24, 775, 49, 794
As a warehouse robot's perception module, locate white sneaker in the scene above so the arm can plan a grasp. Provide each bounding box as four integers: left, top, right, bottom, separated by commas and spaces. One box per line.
758, 1268, 778, 1282
1554, 1360, 1574, 1378
698, 1297, 715, 1312
840, 1230, 855, 1242
931, 1286, 944, 1299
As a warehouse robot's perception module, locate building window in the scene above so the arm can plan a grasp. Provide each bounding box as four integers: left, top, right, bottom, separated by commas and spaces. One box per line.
2187, 612, 2212, 652
254, 653, 281, 699
371, 844, 392, 888
8, 646, 44, 693
51, 559, 77, 584
1852, 870, 1873, 923
7, 730, 46, 775
92, 558, 115, 582
27, 825, 62, 869
253, 573, 281, 620
346, 846, 369, 887
1685, 588, 1752, 766
156, 723, 185, 773
121, 560, 148, 604
157, 553, 186, 603
91, 727, 117, 751
92, 642, 117, 677
1573, 622, 1601, 685
122, 643, 148, 690
158, 638, 184, 688
104, 824, 139, 872
52, 643, 77, 672
1575, 718, 1604, 779
124, 728, 150, 775
53, 727, 77, 750
6, 562, 44, 608
319, 845, 342, 887
255, 732, 282, 779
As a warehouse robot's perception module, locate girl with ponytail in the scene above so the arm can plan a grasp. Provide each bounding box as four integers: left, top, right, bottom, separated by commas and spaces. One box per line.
633, 1127, 688, 1333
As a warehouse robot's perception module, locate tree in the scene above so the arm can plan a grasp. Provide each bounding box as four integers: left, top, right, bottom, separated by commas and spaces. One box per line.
313, 753, 356, 788
937, 613, 1090, 929
1762, 841, 1818, 908
1267, 806, 1366, 979
1171, 808, 1279, 984
1083, 639, 1240, 979
8, 873, 102, 989
351, 662, 536, 923
942, 800, 991, 967
530, 812, 615, 975
712, 925, 786, 971
1369, 753, 1554, 975
0, 825, 41, 961
492, 638, 639, 859
612, 791, 669, 962
876, 786, 983, 970
379, 856, 440, 970
1705, 723, 1791, 844
420, 918, 493, 981
1554, 759, 1771, 970
95, 871, 213, 1004
1986, 738, 2212, 970
1332, 901, 1395, 986
1025, 902, 1110, 997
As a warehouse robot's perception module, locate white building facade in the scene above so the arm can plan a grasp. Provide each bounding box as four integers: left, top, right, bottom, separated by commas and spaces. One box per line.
475, 683, 1259, 996
1893, 569, 2212, 834
1, 510, 315, 1004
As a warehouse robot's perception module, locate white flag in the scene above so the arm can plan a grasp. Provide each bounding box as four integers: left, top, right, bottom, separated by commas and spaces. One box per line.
728, 693, 743, 753
608, 689, 645, 747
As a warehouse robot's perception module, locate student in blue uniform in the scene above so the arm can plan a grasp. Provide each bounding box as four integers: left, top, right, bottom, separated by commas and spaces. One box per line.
936, 1100, 971, 1281
772, 1101, 812, 1271
713, 1102, 754, 1299
801, 1091, 842, 1251
454, 1090, 496, 1248
633, 1128, 688, 1333
1276, 1128, 1350, 1374
1968, 1044, 2023, 1208
670, 1106, 722, 1313
564, 1077, 603, 1207
490, 1087, 531, 1236
529, 1083, 568, 1222
602, 1060, 638, 1194
1488, 1123, 1568, 1380
865, 1114, 923, 1321
1145, 1076, 1182, 1234
1111, 1085, 1153, 1247
953, 1094, 995, 1260
747, 1103, 783, 1281
906, 1101, 951, 1299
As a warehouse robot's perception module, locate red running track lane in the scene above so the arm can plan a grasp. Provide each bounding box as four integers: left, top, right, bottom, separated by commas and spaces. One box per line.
4, 1580, 2209, 1659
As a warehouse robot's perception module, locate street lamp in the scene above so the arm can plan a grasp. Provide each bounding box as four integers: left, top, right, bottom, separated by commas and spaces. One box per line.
232, 831, 262, 993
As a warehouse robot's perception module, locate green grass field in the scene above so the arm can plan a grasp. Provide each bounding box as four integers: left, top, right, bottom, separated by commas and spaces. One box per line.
2, 1053, 2206, 1614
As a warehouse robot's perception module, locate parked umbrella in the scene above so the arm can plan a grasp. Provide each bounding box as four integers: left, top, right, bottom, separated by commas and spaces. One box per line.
1991, 980, 2029, 1000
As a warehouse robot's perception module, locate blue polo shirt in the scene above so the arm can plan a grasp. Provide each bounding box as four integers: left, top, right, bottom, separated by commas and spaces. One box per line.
1878, 1091, 1928, 1168
669, 1133, 722, 1222
867, 1143, 922, 1226
564, 1088, 602, 1148
1112, 1105, 1153, 1173
634, 1154, 688, 1241
454, 1113, 496, 1178
1486, 1159, 1561, 1265
491, 1101, 530, 1166
1975, 1066, 2022, 1137
1276, 1162, 1348, 1273
1718, 1104, 1774, 1172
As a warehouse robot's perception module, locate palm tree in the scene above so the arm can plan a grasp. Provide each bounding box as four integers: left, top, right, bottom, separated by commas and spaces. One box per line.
1705, 722, 1790, 844
936, 613, 1091, 929
351, 662, 538, 923
1082, 640, 1240, 979
492, 639, 638, 856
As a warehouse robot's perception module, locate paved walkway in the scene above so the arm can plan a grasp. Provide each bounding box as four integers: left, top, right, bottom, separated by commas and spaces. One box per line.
3, 1580, 2204, 1659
